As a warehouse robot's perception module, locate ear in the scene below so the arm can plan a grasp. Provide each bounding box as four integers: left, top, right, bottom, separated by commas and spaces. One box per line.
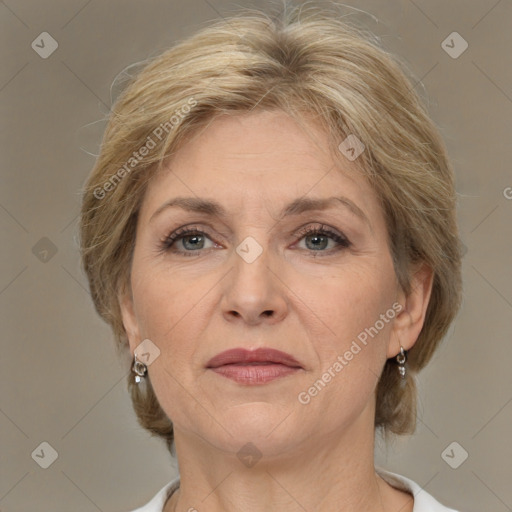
118, 284, 141, 356
387, 262, 434, 359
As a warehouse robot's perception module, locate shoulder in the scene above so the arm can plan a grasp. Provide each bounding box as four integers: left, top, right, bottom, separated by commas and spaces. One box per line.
126, 477, 180, 512
376, 467, 461, 512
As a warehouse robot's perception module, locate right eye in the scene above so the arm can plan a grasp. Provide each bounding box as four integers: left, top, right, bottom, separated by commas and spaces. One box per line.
160, 226, 218, 256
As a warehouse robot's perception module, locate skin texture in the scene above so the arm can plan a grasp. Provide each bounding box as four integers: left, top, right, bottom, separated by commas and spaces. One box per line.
120, 110, 433, 512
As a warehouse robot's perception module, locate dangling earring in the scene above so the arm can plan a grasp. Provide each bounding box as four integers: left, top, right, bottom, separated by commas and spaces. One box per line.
396, 346, 407, 378
132, 353, 147, 384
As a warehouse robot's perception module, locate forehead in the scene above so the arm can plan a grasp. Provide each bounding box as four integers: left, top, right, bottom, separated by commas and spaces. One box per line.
139, 110, 381, 224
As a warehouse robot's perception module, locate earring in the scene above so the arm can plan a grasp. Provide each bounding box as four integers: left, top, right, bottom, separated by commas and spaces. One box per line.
132, 353, 147, 384
396, 346, 407, 378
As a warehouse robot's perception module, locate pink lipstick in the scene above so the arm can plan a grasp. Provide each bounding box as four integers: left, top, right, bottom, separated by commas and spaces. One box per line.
206, 348, 302, 385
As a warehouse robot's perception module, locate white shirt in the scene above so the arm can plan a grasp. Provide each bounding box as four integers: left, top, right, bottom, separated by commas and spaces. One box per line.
129, 466, 461, 511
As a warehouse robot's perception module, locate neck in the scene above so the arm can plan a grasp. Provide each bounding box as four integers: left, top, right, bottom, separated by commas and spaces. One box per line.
164, 405, 413, 512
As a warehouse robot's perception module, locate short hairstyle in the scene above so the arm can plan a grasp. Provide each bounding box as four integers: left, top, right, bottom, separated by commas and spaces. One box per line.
79, 2, 463, 454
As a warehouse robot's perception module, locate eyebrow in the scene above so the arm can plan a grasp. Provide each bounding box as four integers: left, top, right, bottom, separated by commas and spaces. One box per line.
149, 195, 371, 228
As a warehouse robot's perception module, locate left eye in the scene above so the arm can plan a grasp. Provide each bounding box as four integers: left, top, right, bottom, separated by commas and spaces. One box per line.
295, 227, 351, 253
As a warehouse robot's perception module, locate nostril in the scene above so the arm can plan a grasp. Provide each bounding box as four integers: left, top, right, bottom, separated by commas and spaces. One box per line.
263, 310, 273, 317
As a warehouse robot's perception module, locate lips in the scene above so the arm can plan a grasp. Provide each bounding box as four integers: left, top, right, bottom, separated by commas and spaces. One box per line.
206, 347, 303, 385
206, 348, 302, 369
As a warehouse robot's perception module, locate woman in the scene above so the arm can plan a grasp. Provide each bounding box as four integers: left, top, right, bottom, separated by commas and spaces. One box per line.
79, 3, 463, 511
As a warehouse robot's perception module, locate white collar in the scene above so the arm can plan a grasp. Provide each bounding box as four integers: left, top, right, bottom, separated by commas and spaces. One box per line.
131, 467, 460, 511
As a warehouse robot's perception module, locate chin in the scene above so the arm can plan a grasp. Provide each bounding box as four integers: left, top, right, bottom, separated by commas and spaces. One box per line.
209, 404, 302, 457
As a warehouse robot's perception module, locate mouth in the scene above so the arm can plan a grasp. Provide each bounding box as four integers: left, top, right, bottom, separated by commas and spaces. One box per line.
206, 348, 303, 385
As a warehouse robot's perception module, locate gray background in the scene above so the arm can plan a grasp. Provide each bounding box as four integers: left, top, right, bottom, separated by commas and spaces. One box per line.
1, 0, 511, 511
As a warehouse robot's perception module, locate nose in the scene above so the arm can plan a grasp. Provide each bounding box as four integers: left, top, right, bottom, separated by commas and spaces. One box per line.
221, 244, 288, 326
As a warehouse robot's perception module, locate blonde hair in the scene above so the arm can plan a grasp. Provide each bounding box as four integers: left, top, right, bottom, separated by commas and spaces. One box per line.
79, 2, 463, 453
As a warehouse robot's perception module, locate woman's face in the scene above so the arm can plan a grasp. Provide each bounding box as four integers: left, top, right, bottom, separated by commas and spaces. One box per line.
121, 109, 407, 458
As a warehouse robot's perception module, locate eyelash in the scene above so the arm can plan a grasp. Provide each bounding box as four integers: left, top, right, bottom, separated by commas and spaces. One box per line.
159, 224, 351, 257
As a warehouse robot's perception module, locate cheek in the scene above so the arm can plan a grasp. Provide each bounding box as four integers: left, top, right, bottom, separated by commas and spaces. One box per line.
300, 261, 396, 340
295, 262, 396, 396
293, 276, 395, 425
130, 257, 211, 336
128, 264, 205, 386
130, 269, 212, 426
